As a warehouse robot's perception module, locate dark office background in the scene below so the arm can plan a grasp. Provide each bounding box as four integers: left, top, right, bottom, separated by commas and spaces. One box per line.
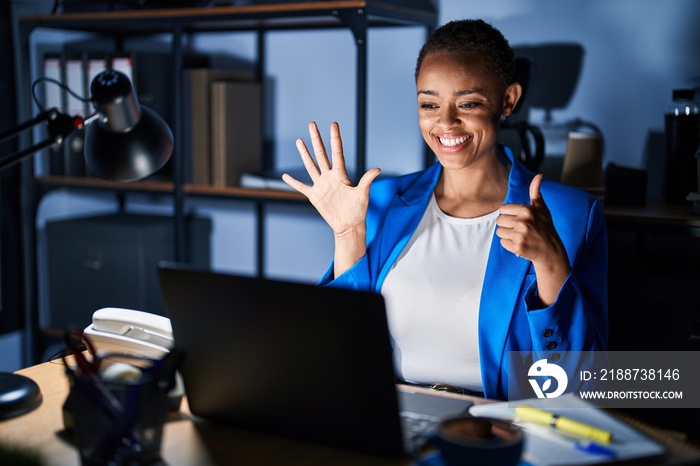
1, 0, 22, 337
2, 0, 700, 372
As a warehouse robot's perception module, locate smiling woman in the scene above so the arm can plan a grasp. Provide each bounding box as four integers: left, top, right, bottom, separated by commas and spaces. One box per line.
282, 19, 608, 401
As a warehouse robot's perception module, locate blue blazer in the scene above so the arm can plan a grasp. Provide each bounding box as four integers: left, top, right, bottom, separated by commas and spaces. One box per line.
320, 147, 608, 400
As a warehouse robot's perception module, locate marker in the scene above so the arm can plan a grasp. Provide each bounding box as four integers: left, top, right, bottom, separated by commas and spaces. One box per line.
519, 421, 616, 458
515, 406, 613, 444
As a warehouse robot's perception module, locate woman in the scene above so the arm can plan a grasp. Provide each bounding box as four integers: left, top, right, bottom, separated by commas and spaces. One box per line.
283, 19, 607, 400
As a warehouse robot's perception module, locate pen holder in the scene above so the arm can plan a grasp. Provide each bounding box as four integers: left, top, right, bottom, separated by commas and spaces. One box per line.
63, 351, 179, 466
413, 415, 524, 466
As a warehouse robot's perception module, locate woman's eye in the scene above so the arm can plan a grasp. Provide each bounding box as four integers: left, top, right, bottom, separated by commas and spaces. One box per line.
420, 103, 437, 110
460, 102, 480, 109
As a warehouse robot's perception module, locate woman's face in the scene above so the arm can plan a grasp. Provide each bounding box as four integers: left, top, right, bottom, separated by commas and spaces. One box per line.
416, 51, 520, 172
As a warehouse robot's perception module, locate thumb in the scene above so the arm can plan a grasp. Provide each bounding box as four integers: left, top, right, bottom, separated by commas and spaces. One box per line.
529, 173, 544, 206
357, 167, 382, 192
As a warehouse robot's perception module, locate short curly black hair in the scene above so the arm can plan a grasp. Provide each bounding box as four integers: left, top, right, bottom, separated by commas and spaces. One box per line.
415, 19, 515, 91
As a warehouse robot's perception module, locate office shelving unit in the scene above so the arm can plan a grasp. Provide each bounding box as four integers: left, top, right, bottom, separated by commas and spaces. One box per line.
12, 1, 438, 363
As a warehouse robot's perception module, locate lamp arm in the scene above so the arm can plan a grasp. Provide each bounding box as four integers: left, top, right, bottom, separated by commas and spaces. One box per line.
0, 108, 84, 171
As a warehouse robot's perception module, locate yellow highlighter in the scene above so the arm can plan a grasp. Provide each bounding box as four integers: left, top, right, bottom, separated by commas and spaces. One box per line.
515, 406, 613, 444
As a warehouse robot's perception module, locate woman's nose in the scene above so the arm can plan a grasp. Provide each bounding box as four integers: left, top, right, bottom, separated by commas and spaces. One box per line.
437, 106, 460, 128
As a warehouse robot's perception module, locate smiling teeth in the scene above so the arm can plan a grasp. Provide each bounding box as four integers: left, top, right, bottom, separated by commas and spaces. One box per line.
440, 135, 469, 147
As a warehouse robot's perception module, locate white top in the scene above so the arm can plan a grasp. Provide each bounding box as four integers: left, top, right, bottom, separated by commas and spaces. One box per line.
381, 194, 497, 391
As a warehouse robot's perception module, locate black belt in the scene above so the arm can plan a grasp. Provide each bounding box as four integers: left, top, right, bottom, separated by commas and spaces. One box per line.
402, 381, 485, 398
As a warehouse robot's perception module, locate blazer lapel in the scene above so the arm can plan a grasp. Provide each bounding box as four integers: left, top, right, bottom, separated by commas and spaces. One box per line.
374, 164, 441, 291
479, 148, 535, 397
479, 239, 531, 396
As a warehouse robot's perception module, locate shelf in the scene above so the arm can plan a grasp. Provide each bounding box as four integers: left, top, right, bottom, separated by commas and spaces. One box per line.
17, 1, 437, 34
36, 175, 308, 202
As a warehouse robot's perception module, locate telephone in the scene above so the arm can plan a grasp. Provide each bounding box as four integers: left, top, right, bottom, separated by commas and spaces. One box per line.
83, 307, 174, 359
83, 307, 183, 411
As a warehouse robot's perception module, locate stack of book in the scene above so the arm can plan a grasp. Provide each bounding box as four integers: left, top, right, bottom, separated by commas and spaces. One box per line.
183, 68, 262, 187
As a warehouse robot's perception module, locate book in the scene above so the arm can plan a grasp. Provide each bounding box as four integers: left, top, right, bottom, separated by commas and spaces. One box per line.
210, 81, 262, 187
469, 394, 665, 465
183, 68, 252, 185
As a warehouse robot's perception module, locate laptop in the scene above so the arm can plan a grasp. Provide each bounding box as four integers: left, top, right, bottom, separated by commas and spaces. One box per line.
157, 263, 473, 457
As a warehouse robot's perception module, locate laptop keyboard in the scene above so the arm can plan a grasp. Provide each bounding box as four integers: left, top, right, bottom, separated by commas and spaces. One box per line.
400, 411, 440, 450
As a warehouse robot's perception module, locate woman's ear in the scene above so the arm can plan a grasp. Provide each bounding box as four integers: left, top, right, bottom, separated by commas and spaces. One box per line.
501, 82, 523, 117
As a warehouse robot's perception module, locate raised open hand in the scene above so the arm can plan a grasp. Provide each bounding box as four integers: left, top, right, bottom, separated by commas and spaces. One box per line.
283, 122, 381, 237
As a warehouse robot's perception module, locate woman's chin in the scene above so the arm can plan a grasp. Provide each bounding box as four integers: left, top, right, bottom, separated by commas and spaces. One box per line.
436, 154, 479, 171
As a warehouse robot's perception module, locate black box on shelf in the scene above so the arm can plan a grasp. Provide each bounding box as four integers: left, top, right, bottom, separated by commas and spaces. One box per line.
45, 213, 212, 330
604, 162, 648, 206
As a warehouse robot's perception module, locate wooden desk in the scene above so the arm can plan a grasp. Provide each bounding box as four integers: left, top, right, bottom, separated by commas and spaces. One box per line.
0, 360, 480, 466
3, 360, 700, 465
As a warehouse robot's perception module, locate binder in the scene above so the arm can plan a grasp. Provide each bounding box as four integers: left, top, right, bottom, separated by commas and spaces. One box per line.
43, 56, 63, 112
41, 51, 140, 177
65, 57, 85, 117
62, 54, 88, 176
111, 56, 134, 82
40, 51, 88, 176
42, 54, 65, 175
86, 57, 107, 94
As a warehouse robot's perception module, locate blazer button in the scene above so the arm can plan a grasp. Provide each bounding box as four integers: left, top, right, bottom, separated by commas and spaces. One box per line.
546, 341, 557, 350
543, 329, 554, 338
549, 353, 560, 361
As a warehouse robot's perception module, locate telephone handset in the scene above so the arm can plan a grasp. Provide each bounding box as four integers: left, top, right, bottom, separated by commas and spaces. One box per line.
82, 307, 183, 412
83, 307, 174, 359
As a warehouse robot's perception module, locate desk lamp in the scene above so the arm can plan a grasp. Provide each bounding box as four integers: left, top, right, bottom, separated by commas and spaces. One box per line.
0, 69, 173, 420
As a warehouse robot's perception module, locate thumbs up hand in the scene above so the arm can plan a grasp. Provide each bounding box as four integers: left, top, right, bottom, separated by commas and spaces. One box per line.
496, 174, 561, 261
496, 174, 571, 305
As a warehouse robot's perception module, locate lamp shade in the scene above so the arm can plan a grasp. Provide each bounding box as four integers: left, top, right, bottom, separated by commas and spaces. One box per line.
84, 69, 173, 182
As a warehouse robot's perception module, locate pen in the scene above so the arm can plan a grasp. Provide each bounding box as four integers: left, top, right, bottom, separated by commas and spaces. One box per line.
574, 441, 616, 458
515, 406, 613, 444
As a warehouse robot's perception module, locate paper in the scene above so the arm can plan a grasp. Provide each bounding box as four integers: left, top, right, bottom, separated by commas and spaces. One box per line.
469, 394, 665, 466
240, 168, 310, 192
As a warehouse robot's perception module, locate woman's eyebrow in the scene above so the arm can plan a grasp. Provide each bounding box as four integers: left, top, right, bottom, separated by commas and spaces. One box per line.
455, 89, 486, 96
417, 89, 438, 96
417, 89, 487, 97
